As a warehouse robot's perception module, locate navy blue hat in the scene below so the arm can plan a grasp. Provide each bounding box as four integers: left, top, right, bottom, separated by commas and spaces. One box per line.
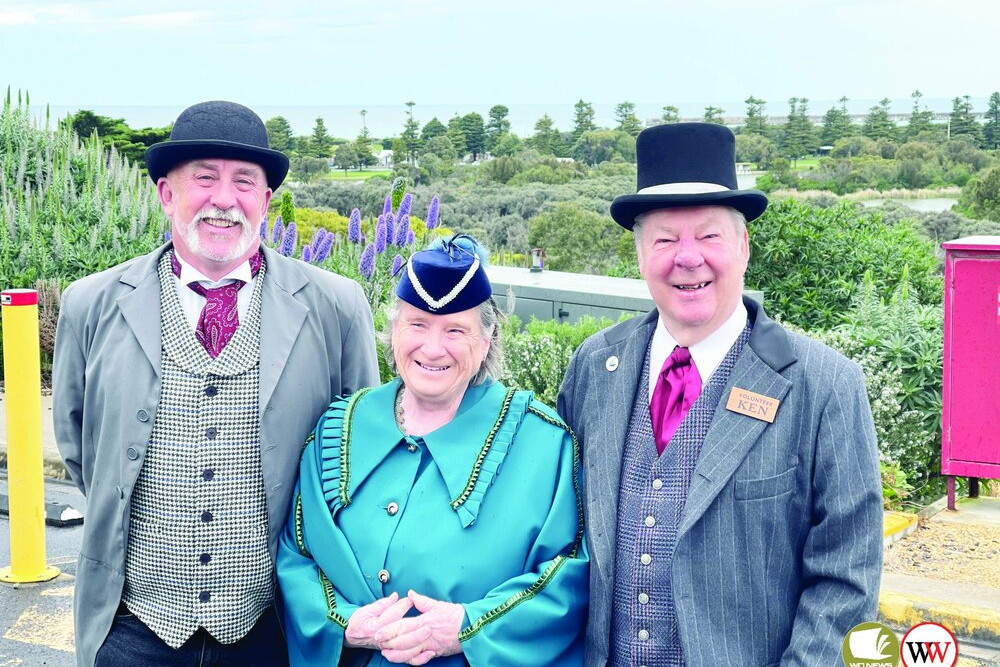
145, 100, 290, 188
610, 122, 768, 229
396, 235, 493, 314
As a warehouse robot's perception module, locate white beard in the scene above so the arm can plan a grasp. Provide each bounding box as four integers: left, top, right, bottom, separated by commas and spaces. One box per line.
177, 206, 258, 263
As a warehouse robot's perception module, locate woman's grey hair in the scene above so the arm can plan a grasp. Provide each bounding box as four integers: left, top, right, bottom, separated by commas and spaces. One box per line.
381, 297, 505, 386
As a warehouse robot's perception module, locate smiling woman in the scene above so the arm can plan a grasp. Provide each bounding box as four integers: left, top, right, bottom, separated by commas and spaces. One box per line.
277, 234, 589, 666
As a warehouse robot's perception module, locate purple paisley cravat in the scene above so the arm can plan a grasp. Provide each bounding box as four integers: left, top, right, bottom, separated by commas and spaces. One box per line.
170, 251, 262, 358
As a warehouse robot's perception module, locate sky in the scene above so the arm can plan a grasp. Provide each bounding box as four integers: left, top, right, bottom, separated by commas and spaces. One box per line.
2, 0, 998, 136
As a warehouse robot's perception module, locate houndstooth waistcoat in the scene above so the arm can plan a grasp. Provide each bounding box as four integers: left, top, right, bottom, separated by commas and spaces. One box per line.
610, 324, 751, 667
122, 252, 272, 648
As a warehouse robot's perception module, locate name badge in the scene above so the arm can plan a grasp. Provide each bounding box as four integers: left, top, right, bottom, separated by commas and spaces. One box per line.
725, 387, 780, 423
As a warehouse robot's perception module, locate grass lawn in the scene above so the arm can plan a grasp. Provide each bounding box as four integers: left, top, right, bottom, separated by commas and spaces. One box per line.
324, 169, 392, 180
792, 157, 821, 170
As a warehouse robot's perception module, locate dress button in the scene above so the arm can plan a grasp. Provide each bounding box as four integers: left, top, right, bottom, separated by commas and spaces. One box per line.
640, 553, 652, 565
378, 569, 390, 584
652, 478, 663, 490
199, 591, 211, 603
136, 409, 149, 422
205, 385, 218, 397
202, 469, 214, 481
386, 502, 399, 516
201, 511, 213, 523
206, 427, 218, 440
638, 629, 649, 641
126, 447, 139, 460
199, 553, 211, 565
644, 515, 656, 528
407, 444, 418, 453
638, 593, 649, 604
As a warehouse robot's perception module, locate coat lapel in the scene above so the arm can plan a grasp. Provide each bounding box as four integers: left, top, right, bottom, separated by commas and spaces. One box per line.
680, 299, 797, 536
258, 246, 308, 416
116, 246, 167, 376
585, 311, 656, 588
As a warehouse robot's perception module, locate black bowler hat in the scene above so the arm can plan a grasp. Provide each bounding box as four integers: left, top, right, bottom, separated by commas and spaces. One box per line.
610, 122, 768, 229
145, 101, 289, 188
396, 235, 493, 315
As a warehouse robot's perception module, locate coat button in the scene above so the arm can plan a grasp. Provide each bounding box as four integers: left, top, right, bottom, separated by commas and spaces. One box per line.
126, 447, 139, 460
637, 629, 649, 641
386, 502, 399, 516
640, 553, 652, 565
378, 569, 390, 584
644, 515, 656, 528
638, 593, 649, 604
652, 478, 663, 490
136, 409, 149, 422
605, 356, 619, 372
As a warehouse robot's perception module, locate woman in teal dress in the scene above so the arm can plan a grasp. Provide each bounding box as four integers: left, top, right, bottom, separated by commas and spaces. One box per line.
277, 235, 588, 666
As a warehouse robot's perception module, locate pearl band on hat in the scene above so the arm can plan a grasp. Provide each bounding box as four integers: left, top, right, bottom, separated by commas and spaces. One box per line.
406, 253, 482, 311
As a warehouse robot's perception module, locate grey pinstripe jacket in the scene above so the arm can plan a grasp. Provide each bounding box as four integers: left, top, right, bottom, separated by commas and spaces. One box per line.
558, 298, 882, 667
52, 243, 380, 667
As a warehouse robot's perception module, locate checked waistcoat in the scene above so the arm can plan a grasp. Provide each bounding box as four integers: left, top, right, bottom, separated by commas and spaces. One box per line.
122, 251, 272, 648
610, 323, 751, 667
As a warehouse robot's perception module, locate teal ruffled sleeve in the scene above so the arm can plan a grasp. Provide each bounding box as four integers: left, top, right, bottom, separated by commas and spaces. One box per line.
276, 398, 361, 666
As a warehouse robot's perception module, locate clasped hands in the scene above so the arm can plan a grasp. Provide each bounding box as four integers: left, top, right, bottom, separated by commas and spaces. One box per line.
344, 590, 464, 665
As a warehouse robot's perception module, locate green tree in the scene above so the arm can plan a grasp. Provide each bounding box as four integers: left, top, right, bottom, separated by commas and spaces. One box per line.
949, 95, 982, 145
820, 97, 852, 146
985, 92, 1000, 149
743, 96, 768, 136
528, 202, 623, 273
531, 114, 563, 155
957, 165, 1000, 221
703, 106, 725, 124
421, 117, 447, 142
862, 98, 897, 142
735, 133, 778, 169
661, 106, 680, 123
906, 90, 935, 140
279, 190, 296, 222
781, 97, 816, 160
310, 117, 333, 157
401, 101, 423, 163
571, 129, 636, 165
391, 138, 408, 168
572, 99, 597, 141
334, 143, 358, 173
491, 133, 524, 157
420, 135, 458, 163
615, 101, 643, 136
485, 105, 510, 152
265, 116, 295, 154
353, 135, 376, 168
446, 115, 466, 157
461, 112, 486, 160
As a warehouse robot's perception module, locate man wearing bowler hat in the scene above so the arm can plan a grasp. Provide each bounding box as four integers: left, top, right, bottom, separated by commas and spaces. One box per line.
53, 101, 380, 667
557, 122, 882, 666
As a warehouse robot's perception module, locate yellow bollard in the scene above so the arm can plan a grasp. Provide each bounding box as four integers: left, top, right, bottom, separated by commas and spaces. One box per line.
1, 289, 59, 583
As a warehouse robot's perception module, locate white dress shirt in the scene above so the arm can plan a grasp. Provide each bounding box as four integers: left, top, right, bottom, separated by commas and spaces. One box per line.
647, 301, 749, 402
171, 252, 257, 331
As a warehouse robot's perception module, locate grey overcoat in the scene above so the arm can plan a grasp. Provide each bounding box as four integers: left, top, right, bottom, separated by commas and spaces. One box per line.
52, 243, 380, 667
558, 297, 883, 667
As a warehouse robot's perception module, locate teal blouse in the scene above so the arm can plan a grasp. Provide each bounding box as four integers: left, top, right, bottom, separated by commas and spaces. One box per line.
277, 378, 588, 666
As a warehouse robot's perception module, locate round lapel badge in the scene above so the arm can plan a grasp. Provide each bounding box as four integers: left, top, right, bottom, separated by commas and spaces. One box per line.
606, 356, 619, 372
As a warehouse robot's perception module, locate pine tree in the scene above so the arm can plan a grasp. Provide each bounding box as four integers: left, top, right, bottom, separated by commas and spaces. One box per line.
572, 99, 596, 141
615, 101, 643, 136
743, 96, 768, 136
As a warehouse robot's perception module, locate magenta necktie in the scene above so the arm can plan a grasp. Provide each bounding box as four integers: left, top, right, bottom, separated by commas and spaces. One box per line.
170, 252, 261, 358
650, 346, 702, 454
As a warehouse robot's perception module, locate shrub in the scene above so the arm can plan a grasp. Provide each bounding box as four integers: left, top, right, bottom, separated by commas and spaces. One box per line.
527, 202, 622, 274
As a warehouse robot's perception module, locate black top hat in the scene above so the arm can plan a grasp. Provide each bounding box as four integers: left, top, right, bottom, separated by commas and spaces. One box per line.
610, 122, 768, 229
145, 101, 289, 188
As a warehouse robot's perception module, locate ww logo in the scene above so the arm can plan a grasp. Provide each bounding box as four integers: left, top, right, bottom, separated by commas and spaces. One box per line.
900, 622, 958, 667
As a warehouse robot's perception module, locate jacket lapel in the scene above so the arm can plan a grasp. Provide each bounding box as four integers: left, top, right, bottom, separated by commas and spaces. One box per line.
585, 311, 656, 587
680, 298, 797, 536
258, 246, 308, 416
116, 245, 167, 375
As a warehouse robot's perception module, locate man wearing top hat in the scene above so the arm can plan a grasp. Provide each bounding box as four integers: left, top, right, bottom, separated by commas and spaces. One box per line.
557, 122, 882, 666
53, 100, 380, 667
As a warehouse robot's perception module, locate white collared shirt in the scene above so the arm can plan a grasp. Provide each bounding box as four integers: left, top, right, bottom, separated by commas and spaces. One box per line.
647, 301, 749, 402
172, 252, 257, 330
